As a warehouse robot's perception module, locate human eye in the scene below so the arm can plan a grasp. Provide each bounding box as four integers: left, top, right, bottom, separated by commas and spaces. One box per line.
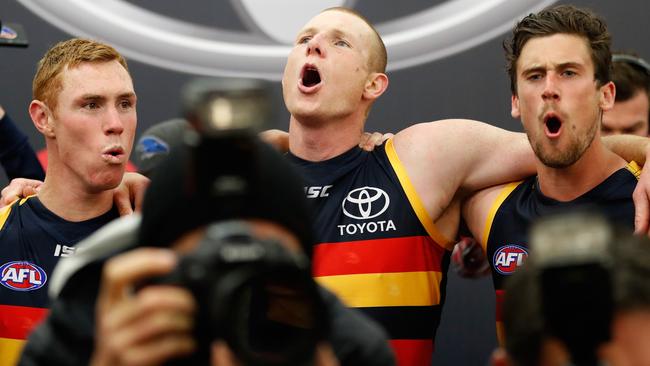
562, 69, 577, 77
83, 102, 99, 110
334, 39, 350, 48
297, 35, 312, 45
119, 99, 133, 110
527, 73, 542, 81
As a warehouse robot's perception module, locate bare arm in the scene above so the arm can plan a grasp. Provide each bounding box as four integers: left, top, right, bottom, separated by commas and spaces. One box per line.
392, 119, 534, 215
600, 135, 650, 235
602, 134, 650, 165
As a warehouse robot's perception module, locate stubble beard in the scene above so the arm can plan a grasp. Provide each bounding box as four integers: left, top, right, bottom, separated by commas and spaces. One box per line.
530, 119, 599, 169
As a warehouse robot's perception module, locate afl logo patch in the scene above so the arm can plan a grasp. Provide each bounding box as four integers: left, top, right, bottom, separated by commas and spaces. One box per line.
493, 245, 528, 275
0, 261, 48, 291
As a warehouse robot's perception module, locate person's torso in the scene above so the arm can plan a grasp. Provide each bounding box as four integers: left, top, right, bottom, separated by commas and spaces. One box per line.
485, 163, 639, 343
288, 139, 452, 366
0, 196, 118, 366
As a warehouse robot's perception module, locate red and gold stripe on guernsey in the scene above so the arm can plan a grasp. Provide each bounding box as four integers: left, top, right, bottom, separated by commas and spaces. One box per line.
391, 340, 434, 366
313, 236, 446, 307
495, 289, 506, 346
0, 304, 49, 366
384, 138, 453, 250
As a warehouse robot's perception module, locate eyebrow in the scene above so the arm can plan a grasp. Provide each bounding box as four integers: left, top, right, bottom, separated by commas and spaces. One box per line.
79, 92, 136, 101
523, 62, 582, 72
296, 27, 350, 41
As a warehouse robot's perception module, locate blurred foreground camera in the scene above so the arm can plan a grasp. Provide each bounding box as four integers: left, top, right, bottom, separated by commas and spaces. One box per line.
149, 221, 328, 366
530, 212, 614, 366
141, 77, 327, 365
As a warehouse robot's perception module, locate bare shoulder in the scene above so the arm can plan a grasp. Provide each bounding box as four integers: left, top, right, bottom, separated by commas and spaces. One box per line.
394, 119, 486, 144
388, 119, 483, 222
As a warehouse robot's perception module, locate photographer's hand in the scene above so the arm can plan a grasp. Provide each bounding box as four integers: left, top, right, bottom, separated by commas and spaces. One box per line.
91, 248, 196, 366
113, 172, 151, 216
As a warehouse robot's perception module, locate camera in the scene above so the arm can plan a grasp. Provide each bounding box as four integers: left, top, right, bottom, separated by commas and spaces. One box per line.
138, 77, 328, 365
147, 220, 329, 366
530, 212, 614, 366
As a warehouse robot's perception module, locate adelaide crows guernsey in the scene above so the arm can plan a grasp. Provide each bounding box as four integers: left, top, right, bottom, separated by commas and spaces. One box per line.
0, 196, 118, 366
481, 162, 639, 344
287, 139, 453, 366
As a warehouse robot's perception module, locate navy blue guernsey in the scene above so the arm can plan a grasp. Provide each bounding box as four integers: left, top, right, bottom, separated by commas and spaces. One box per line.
481, 162, 640, 343
287, 139, 453, 366
0, 196, 118, 365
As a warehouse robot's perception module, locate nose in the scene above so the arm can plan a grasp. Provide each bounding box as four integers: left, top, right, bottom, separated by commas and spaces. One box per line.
104, 107, 124, 135
306, 35, 324, 57
542, 73, 560, 101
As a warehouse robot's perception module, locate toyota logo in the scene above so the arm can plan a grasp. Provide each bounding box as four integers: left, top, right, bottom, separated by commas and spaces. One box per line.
18, 0, 557, 80
342, 187, 390, 220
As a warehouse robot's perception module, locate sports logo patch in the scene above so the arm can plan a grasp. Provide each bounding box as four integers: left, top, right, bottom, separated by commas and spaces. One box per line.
0, 261, 48, 291
493, 245, 528, 275
136, 136, 170, 161
342, 186, 390, 220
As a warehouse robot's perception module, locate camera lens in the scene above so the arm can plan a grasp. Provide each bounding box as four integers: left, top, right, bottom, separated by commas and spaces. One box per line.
216, 267, 327, 366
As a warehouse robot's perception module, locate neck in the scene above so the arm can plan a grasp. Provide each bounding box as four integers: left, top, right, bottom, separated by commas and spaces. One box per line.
536, 139, 627, 201
288, 113, 365, 162
38, 159, 115, 222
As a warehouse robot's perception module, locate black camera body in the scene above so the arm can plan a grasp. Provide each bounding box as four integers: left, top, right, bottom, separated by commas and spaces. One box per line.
530, 212, 614, 366
140, 77, 329, 365
148, 220, 329, 366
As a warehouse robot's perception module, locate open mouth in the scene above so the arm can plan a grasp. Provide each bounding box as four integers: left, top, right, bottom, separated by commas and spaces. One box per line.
106, 148, 123, 157
103, 146, 125, 162
544, 114, 563, 136
300, 64, 321, 87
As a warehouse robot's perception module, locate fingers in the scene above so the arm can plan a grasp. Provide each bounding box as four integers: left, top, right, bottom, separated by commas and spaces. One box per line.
0, 178, 43, 208
98, 248, 177, 307
314, 343, 340, 366
260, 129, 290, 152
93, 248, 197, 366
113, 172, 150, 216
99, 287, 196, 366
359, 132, 388, 151
211, 340, 239, 366
114, 185, 133, 216
451, 236, 490, 278
633, 184, 650, 235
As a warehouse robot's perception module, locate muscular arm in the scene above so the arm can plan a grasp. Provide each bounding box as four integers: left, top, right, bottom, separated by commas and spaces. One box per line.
602, 134, 650, 165
392, 119, 534, 220
389, 119, 534, 243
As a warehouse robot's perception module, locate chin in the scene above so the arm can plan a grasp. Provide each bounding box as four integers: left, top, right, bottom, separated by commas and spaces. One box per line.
89, 168, 125, 192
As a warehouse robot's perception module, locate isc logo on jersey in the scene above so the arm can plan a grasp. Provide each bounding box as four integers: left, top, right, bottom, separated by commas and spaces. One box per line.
0, 261, 48, 291
493, 245, 528, 275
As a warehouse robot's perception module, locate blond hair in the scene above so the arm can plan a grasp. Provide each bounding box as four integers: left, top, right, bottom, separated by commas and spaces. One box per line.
32, 38, 129, 111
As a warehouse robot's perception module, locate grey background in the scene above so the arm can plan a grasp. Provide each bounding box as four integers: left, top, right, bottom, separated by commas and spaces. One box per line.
1, 1, 649, 365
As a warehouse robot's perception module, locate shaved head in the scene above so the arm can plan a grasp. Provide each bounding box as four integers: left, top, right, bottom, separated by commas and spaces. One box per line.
322, 7, 387, 74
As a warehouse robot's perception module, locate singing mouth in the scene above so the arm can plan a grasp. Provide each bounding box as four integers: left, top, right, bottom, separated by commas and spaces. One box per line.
544, 113, 563, 137
300, 64, 321, 88
102, 145, 125, 163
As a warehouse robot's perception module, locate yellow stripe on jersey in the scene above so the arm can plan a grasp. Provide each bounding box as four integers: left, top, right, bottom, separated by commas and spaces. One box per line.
315, 271, 443, 307
626, 161, 641, 179
0, 337, 25, 366
0, 204, 15, 231
481, 181, 523, 252
0, 195, 37, 231
385, 138, 452, 249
